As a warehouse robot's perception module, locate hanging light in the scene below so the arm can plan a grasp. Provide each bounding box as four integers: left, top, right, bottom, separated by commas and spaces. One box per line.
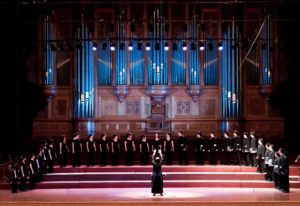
92, 42, 97, 51
199, 42, 205, 51
218, 42, 223, 51
182, 42, 187, 51
164, 42, 169, 51
146, 42, 151, 51
110, 43, 115, 51
128, 42, 133, 51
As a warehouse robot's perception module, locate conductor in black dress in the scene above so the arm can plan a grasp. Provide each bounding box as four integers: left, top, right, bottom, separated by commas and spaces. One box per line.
151, 149, 164, 196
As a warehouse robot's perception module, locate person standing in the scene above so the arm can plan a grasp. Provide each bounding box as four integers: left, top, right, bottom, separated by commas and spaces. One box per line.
256, 138, 265, 173
278, 148, 289, 193
72, 132, 82, 167
164, 133, 174, 165
99, 133, 109, 166
59, 135, 69, 168
48, 139, 56, 173
232, 131, 242, 165
249, 132, 257, 167
140, 135, 150, 165
152, 133, 162, 152
86, 134, 96, 167
111, 134, 120, 166
177, 131, 188, 165
19, 156, 28, 191
151, 149, 164, 196
267, 144, 275, 181
11, 161, 18, 193
242, 132, 250, 166
208, 132, 218, 165
29, 154, 37, 190
223, 132, 233, 165
195, 132, 205, 165
124, 132, 136, 165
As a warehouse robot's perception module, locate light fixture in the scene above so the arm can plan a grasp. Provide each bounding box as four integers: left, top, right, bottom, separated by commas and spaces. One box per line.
128, 42, 133, 51
182, 42, 187, 51
110, 43, 115, 51
199, 42, 205, 51
164, 42, 169, 51
218, 42, 223, 51
92, 42, 97, 51
146, 42, 150, 51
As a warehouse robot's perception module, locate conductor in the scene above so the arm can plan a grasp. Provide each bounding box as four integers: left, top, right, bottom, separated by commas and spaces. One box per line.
151, 149, 164, 196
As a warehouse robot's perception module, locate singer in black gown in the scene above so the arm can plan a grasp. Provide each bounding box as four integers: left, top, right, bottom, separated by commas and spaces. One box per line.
151, 149, 164, 196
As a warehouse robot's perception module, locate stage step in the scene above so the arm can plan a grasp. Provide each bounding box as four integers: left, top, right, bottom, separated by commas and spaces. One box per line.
0, 165, 299, 190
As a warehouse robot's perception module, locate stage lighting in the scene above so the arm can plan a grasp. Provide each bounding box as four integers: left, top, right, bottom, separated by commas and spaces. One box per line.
102, 42, 107, 50
146, 42, 151, 51
199, 42, 205, 51
155, 42, 160, 50
128, 42, 133, 51
164, 42, 169, 51
92, 42, 97, 51
182, 42, 187, 51
137, 42, 143, 50
119, 42, 125, 50
191, 42, 196, 51
218, 43, 223, 51
172, 42, 178, 51
110, 43, 115, 51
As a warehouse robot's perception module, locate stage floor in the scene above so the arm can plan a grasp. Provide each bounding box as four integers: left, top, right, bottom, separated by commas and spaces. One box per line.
1, 188, 300, 206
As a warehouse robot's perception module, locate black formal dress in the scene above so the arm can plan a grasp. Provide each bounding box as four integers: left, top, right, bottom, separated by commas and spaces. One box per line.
140, 141, 149, 165
249, 137, 257, 166
152, 139, 162, 151
125, 140, 134, 165
48, 145, 56, 173
72, 139, 81, 167
242, 138, 250, 166
29, 159, 37, 190
11, 166, 18, 193
87, 140, 96, 166
232, 136, 242, 165
278, 155, 289, 193
195, 136, 205, 165
209, 137, 218, 165
112, 141, 120, 166
19, 162, 28, 191
256, 144, 265, 173
100, 139, 108, 166
164, 139, 173, 165
223, 137, 233, 164
151, 156, 163, 196
178, 136, 188, 165
60, 141, 68, 167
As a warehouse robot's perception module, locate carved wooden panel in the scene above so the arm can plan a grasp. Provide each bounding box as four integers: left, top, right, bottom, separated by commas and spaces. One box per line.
102, 100, 116, 116
268, 105, 281, 117
176, 100, 191, 115
53, 98, 68, 117
248, 98, 265, 116
245, 8, 259, 40
199, 99, 216, 117
125, 100, 141, 115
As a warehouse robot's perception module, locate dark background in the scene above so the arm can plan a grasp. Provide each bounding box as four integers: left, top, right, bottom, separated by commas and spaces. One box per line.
0, 1, 299, 159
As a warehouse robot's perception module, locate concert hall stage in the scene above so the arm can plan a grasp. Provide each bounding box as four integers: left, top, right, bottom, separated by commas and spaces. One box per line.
0, 165, 299, 206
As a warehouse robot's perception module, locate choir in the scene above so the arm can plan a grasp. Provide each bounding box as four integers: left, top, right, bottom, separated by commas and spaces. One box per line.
8, 130, 290, 193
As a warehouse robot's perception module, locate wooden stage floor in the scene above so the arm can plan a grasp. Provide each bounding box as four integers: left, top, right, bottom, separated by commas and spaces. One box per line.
1, 187, 300, 206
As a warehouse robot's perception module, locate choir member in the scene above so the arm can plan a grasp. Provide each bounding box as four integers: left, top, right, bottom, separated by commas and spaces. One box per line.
195, 132, 205, 165
242, 132, 250, 166
232, 131, 242, 165
59, 134, 69, 168
124, 132, 136, 166
278, 148, 289, 193
267, 144, 275, 181
72, 132, 82, 167
42, 140, 49, 174
249, 132, 257, 167
256, 138, 265, 173
177, 130, 188, 165
47, 139, 56, 173
36, 148, 45, 181
29, 154, 37, 190
273, 152, 281, 189
264, 142, 271, 180
19, 156, 28, 191
152, 133, 162, 152
86, 134, 96, 167
208, 132, 218, 165
11, 161, 18, 193
151, 149, 164, 196
140, 135, 150, 165
99, 133, 109, 166
164, 132, 174, 165
223, 132, 233, 165
111, 134, 120, 166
